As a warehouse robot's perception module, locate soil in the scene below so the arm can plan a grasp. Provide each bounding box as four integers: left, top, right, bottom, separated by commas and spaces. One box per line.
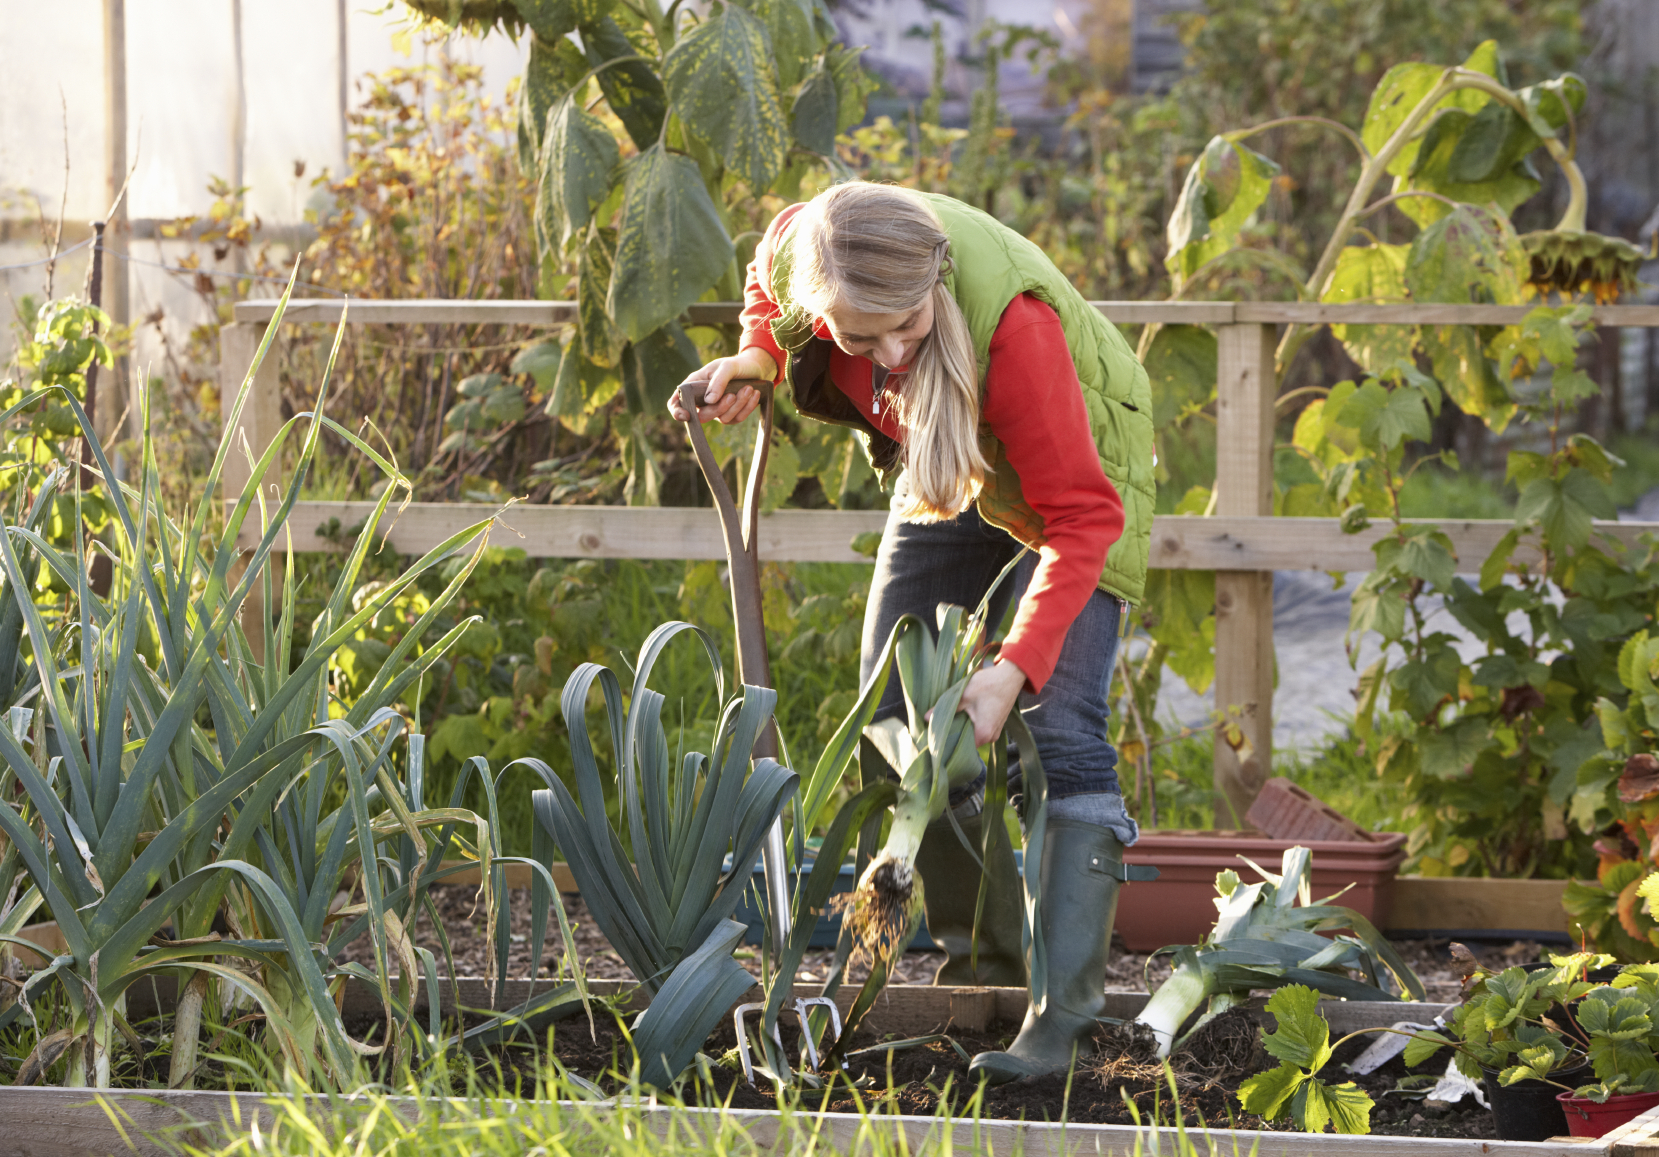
330, 884, 1561, 1137
345, 883, 1546, 999
470, 1004, 1498, 1137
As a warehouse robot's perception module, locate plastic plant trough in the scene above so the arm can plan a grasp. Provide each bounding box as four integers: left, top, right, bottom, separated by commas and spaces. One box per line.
1116, 829, 1408, 953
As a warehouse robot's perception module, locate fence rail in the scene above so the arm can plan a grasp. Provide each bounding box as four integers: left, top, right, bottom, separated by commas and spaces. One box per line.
252, 504, 1659, 572
221, 298, 1659, 822
233, 299, 1659, 327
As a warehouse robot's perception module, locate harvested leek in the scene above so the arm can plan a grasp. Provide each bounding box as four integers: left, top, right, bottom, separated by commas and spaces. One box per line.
842, 594, 1007, 966
1133, 847, 1425, 1057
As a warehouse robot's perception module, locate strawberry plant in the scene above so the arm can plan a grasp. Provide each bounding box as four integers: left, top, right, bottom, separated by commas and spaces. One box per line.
1238, 985, 1375, 1134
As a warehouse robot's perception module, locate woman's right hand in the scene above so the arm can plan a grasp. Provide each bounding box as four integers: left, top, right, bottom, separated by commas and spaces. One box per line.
667, 348, 778, 425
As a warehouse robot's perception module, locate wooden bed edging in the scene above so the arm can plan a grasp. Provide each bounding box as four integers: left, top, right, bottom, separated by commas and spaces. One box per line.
2, 1085, 1653, 1157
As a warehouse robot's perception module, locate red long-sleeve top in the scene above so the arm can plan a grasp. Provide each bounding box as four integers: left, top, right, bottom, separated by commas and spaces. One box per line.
738, 204, 1124, 693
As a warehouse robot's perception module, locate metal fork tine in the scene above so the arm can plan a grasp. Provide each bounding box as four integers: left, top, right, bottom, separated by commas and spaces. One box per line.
794, 995, 845, 1071
732, 1001, 783, 1087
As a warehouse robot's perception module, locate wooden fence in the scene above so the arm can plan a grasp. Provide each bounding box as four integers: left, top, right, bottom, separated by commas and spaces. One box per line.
222, 298, 1659, 820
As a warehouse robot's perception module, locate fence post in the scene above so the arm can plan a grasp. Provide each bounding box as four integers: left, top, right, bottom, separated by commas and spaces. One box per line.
219, 322, 283, 661
1212, 323, 1276, 827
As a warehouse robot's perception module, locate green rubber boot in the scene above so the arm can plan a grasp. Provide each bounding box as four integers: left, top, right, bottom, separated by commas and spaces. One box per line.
968, 818, 1153, 1085
914, 797, 1027, 988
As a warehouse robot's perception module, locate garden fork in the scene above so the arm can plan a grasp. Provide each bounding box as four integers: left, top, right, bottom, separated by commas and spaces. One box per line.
733, 996, 846, 1085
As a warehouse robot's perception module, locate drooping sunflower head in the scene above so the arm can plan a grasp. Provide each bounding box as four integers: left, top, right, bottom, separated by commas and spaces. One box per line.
1520, 230, 1646, 304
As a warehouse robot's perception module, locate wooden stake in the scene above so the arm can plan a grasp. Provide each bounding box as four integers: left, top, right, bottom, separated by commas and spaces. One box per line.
101, 0, 129, 446
1212, 323, 1276, 826
220, 323, 284, 663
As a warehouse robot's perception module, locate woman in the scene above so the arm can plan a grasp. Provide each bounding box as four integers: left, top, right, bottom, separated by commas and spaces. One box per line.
669, 182, 1155, 1084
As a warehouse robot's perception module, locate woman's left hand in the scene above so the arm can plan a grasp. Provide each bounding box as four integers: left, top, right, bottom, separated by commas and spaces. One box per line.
958, 659, 1029, 746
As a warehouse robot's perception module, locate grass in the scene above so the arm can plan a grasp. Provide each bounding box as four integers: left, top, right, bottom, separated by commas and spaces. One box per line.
1135, 723, 1402, 835
155, 1054, 1248, 1157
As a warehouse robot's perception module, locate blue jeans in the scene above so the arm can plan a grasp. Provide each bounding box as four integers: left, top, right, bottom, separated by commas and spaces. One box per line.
858, 480, 1129, 820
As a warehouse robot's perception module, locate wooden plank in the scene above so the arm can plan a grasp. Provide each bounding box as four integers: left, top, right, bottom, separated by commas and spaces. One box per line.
237, 501, 889, 564
438, 859, 579, 892
1239, 302, 1659, 326
0, 1086, 1603, 1157
218, 323, 281, 503
1387, 876, 1573, 935
234, 298, 1659, 328
243, 504, 1659, 570
233, 299, 580, 325
1609, 1102, 1659, 1156
1213, 324, 1277, 826
1092, 301, 1237, 324
219, 323, 285, 662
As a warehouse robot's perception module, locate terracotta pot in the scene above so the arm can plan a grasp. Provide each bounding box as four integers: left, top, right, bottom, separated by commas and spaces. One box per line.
1557, 1089, 1659, 1137
1114, 829, 1407, 952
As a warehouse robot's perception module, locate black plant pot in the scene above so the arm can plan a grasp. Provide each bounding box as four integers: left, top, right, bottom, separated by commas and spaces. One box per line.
1483, 1065, 1588, 1142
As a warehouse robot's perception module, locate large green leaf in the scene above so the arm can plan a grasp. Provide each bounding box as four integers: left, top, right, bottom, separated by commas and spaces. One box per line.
620, 322, 701, 415
1165, 135, 1280, 282
1322, 243, 1414, 373
1142, 325, 1217, 424
1260, 985, 1332, 1072
1405, 205, 1526, 305
1298, 1078, 1375, 1135
1421, 325, 1513, 426
1363, 41, 1502, 175
607, 145, 734, 342
1516, 468, 1617, 552
582, 16, 666, 151
1421, 716, 1488, 778
538, 94, 619, 252
578, 226, 624, 366
790, 62, 839, 155
1335, 379, 1431, 452
826, 42, 874, 132
1143, 568, 1216, 695
512, 0, 582, 41
1397, 107, 1541, 228
739, 0, 816, 91
663, 6, 789, 191
1238, 1062, 1306, 1120
517, 33, 570, 172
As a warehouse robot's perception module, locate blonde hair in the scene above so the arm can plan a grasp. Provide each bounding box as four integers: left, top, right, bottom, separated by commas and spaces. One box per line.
787, 182, 988, 522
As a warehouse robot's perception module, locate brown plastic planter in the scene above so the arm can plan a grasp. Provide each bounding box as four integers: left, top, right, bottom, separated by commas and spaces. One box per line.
1115, 828, 1408, 952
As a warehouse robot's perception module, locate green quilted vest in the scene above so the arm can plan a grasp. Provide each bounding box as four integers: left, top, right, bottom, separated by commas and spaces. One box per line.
766, 192, 1155, 604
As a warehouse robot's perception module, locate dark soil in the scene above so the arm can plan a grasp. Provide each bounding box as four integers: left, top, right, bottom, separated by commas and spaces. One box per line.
327, 886, 1553, 1137
462, 1004, 1497, 1137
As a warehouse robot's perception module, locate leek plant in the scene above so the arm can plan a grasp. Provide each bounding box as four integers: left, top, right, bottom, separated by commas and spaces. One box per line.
831, 556, 1024, 971
740, 566, 1045, 1082
531, 621, 798, 1088
0, 279, 531, 1087
1133, 847, 1424, 1058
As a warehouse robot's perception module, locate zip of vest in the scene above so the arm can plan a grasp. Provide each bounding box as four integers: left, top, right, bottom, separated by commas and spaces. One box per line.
764, 192, 1156, 606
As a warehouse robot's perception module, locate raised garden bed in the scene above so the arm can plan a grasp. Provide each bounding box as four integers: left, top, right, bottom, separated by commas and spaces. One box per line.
10, 985, 1659, 1157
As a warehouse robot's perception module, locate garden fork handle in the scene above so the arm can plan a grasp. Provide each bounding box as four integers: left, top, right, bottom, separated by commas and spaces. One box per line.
677, 378, 792, 954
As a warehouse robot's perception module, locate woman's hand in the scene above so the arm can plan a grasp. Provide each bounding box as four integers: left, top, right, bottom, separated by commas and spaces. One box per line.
959, 659, 1029, 747
667, 349, 777, 425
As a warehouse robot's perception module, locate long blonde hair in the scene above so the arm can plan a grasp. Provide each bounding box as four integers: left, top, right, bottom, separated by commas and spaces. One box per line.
787, 182, 987, 522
